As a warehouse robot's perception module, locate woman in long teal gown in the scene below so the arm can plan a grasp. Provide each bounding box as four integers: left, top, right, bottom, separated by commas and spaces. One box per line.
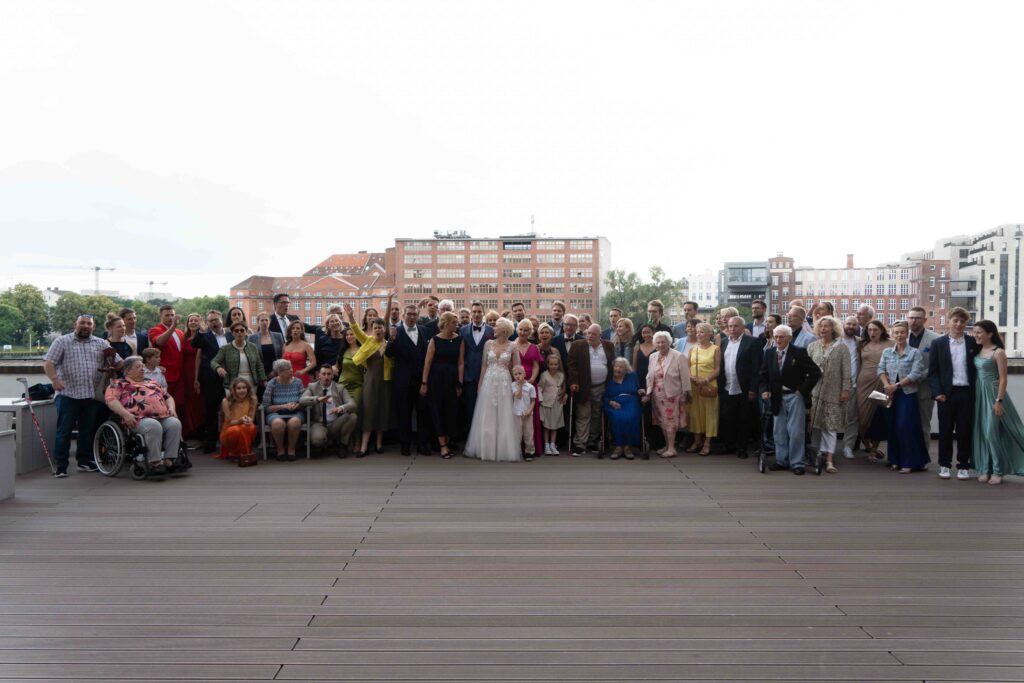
972, 321, 1024, 484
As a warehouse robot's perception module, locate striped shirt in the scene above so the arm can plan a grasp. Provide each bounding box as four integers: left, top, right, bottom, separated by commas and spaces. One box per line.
262, 377, 305, 413
43, 333, 111, 400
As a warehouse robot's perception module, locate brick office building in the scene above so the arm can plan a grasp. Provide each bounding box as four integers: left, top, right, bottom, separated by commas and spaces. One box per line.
392, 232, 610, 322
767, 253, 952, 333
229, 251, 395, 327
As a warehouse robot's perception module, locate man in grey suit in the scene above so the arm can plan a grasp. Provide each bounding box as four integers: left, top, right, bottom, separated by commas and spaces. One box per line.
907, 306, 940, 447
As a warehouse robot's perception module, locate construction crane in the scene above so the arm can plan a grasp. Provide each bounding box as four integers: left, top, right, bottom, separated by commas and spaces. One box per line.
22, 264, 116, 293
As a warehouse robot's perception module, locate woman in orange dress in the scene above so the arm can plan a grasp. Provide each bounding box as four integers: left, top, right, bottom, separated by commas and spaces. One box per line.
219, 378, 258, 459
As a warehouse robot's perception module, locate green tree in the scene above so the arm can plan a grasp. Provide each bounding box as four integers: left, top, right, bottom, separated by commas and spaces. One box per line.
0, 303, 25, 345
50, 293, 119, 333
0, 283, 49, 343
601, 267, 686, 329
174, 295, 230, 318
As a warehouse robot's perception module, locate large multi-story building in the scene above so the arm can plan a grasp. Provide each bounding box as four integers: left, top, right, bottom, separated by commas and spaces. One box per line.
719, 262, 768, 310
392, 231, 610, 321
929, 224, 1024, 354
767, 252, 953, 333
683, 269, 720, 312
229, 251, 394, 327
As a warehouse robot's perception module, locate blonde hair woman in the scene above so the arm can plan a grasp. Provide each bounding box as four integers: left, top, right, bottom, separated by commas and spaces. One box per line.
807, 316, 851, 473
687, 322, 720, 456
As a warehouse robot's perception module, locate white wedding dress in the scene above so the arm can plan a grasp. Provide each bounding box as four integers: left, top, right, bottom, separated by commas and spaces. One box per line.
464, 341, 522, 462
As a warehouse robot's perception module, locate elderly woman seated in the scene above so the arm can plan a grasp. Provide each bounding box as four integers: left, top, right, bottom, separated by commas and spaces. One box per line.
103, 355, 181, 471
262, 358, 307, 461
604, 357, 643, 459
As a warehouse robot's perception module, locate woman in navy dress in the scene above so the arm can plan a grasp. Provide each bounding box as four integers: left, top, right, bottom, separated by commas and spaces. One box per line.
878, 320, 930, 472
421, 312, 464, 458
604, 358, 643, 459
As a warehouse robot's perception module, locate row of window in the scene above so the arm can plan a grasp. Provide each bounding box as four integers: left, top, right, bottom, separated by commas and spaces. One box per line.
404, 253, 593, 265
402, 268, 595, 280
402, 239, 594, 252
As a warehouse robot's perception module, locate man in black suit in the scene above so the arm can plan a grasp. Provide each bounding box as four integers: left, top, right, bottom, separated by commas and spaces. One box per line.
717, 315, 760, 458
268, 293, 317, 337
759, 324, 821, 475
551, 314, 584, 374
422, 299, 454, 341
459, 302, 493, 441
386, 304, 430, 456
633, 299, 672, 343
190, 310, 231, 452
928, 307, 978, 480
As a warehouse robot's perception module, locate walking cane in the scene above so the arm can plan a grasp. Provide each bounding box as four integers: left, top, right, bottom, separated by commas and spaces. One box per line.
15, 378, 57, 474
568, 393, 574, 456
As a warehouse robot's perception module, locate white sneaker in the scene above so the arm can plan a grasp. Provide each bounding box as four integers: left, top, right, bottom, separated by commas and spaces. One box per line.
550, 445, 560, 456
842, 447, 854, 459
956, 469, 970, 480
938, 466, 951, 479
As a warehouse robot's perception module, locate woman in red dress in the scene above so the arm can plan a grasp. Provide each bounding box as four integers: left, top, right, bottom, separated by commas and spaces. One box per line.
181, 313, 206, 439
282, 319, 316, 388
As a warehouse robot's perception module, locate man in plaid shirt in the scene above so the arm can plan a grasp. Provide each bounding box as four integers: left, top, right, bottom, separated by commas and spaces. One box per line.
43, 315, 111, 478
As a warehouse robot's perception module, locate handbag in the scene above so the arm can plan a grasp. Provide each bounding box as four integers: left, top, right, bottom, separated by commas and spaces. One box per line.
694, 347, 717, 398
238, 451, 258, 468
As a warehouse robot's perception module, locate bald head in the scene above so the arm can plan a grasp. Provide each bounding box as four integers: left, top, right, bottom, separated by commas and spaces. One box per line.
586, 323, 602, 346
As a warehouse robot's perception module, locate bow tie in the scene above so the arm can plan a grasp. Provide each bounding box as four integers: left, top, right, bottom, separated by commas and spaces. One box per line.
473, 326, 482, 332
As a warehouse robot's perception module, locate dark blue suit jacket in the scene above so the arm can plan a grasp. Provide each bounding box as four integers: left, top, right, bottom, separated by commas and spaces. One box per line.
928, 335, 979, 397
385, 325, 429, 388
459, 324, 494, 383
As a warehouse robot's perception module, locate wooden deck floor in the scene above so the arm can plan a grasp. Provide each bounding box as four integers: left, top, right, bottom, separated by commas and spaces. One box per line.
0, 447, 1021, 682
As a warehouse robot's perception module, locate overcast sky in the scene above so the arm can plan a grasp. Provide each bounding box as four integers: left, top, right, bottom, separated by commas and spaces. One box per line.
2, 1, 1022, 299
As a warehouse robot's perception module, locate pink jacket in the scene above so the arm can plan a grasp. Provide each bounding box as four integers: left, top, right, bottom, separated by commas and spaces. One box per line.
645, 348, 692, 399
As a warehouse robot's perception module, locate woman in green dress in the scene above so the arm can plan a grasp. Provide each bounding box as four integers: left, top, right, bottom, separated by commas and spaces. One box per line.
335, 327, 364, 409
972, 320, 1024, 485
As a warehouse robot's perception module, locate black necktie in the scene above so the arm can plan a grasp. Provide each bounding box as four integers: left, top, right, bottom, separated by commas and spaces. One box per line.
321, 386, 329, 424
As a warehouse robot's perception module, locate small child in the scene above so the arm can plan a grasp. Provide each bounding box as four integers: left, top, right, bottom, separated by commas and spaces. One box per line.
141, 348, 167, 390
538, 353, 566, 455
511, 365, 537, 461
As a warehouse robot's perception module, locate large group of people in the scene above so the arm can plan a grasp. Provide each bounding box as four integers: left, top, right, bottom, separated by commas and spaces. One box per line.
40, 292, 1024, 483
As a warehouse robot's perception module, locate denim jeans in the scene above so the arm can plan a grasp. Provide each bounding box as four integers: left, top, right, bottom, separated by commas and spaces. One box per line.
54, 395, 102, 469
773, 393, 806, 469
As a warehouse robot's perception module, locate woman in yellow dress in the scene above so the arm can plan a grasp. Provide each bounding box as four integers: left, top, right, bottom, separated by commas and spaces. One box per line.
687, 322, 720, 456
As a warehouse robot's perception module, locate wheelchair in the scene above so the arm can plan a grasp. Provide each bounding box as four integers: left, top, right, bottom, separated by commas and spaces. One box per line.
92, 419, 192, 480
756, 403, 823, 475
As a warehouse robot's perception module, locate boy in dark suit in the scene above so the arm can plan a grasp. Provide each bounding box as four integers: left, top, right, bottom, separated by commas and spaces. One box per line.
928, 307, 978, 480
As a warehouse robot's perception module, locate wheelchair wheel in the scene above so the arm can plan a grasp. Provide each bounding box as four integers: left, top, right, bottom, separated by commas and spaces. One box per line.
129, 462, 147, 480
758, 450, 767, 474
173, 442, 192, 473
93, 421, 126, 477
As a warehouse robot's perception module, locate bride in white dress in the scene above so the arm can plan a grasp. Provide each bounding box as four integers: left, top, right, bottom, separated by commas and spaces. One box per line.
464, 318, 523, 462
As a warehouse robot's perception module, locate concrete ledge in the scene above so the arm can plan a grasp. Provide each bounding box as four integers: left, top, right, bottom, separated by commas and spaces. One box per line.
0, 428, 14, 501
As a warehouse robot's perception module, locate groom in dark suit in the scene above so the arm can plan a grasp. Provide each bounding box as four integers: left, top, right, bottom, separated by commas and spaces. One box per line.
386, 304, 430, 456
459, 302, 493, 440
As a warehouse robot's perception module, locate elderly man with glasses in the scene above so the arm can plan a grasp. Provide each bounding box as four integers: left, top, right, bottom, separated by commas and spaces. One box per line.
759, 324, 821, 475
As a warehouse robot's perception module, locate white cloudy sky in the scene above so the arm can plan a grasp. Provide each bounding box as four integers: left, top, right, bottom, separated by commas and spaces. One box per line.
1, 1, 1022, 299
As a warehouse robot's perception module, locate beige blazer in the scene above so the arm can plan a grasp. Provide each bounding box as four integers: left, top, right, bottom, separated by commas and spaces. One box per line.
645, 348, 692, 400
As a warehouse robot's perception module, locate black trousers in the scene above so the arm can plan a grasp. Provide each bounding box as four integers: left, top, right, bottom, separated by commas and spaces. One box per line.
199, 376, 224, 446
394, 379, 429, 452
937, 386, 972, 469
461, 381, 479, 440
719, 392, 755, 453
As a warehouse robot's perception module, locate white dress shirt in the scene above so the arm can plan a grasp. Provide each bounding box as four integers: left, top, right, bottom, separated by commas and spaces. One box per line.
949, 335, 969, 387
588, 344, 609, 385
840, 335, 859, 386
750, 320, 766, 338
471, 325, 484, 345
723, 336, 742, 396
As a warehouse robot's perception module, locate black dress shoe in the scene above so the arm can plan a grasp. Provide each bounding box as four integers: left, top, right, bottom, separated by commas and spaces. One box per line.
354, 450, 367, 458
768, 463, 788, 471
417, 447, 430, 456
375, 446, 384, 454
792, 466, 805, 475
400, 449, 411, 456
